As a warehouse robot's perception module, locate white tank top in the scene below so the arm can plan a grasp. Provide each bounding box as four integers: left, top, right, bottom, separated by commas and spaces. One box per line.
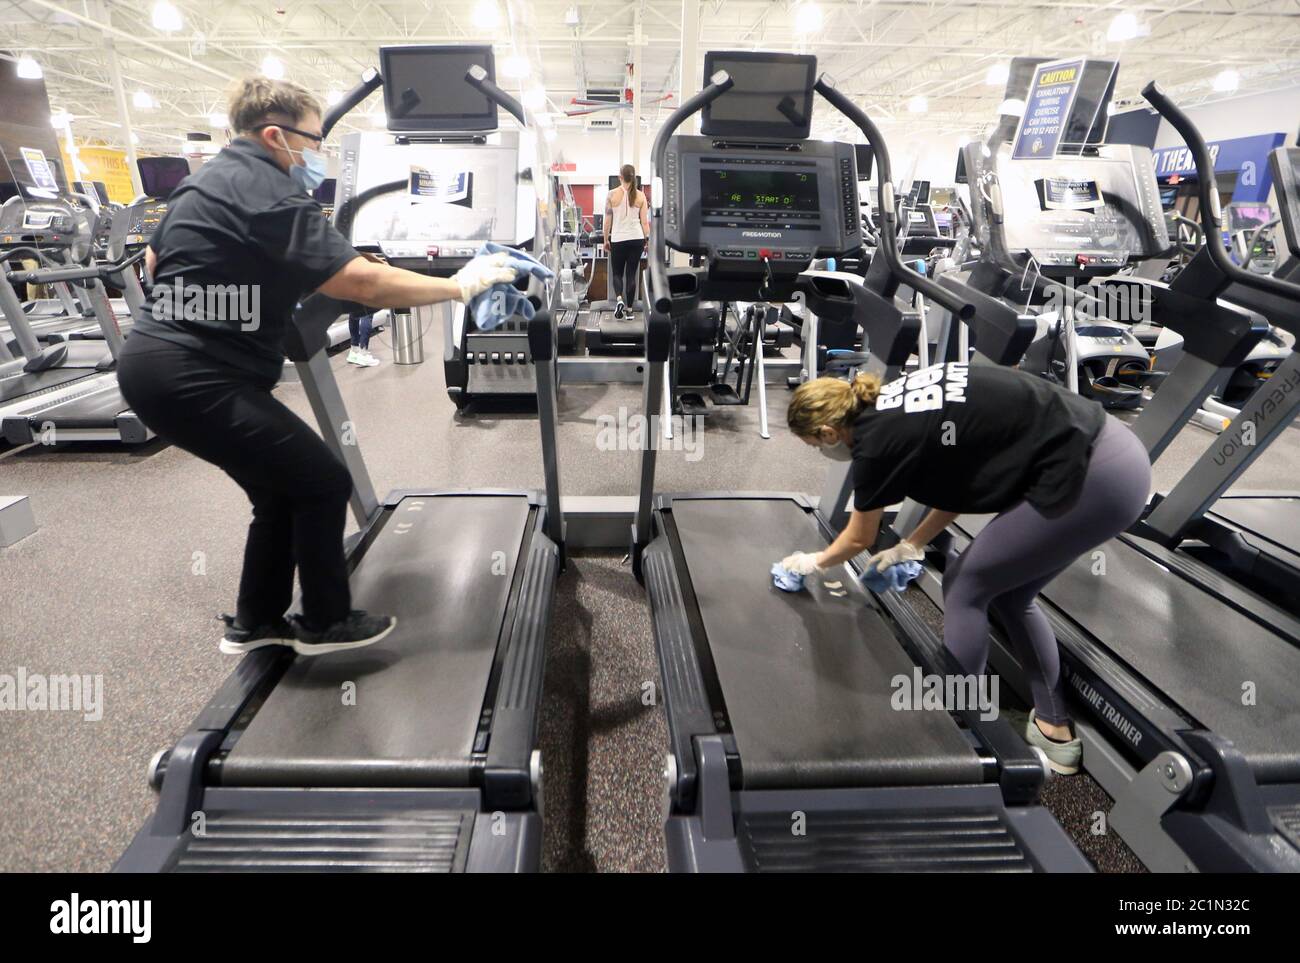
608, 186, 645, 242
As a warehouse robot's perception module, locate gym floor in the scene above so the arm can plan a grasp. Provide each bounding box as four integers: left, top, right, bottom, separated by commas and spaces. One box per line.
2, 332, 1296, 872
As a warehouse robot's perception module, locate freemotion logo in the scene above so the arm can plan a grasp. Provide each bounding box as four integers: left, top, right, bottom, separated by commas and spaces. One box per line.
741, 230, 782, 238
49, 894, 151, 943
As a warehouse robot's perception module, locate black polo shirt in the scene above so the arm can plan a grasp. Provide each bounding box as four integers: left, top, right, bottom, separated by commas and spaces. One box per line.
133, 137, 359, 384
851, 363, 1107, 515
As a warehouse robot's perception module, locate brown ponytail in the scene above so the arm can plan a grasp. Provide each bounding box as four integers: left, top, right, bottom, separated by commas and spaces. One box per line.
787, 373, 881, 439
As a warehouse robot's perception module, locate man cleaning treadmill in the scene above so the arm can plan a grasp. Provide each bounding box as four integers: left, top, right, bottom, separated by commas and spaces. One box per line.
118, 75, 522, 656
780, 363, 1151, 773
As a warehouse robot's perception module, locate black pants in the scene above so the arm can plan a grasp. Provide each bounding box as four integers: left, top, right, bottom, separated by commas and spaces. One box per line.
609, 238, 644, 304
118, 335, 352, 629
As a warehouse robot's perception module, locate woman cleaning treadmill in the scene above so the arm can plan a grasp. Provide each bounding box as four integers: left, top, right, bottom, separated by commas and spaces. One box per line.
603, 164, 650, 319
118, 76, 523, 657
780, 363, 1151, 773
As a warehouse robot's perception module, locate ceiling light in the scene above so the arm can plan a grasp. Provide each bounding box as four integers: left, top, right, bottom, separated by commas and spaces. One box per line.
472, 0, 500, 30
535, 112, 553, 127
793, 2, 823, 36
998, 98, 1026, 117
152, 1, 183, 32
523, 88, 547, 111
16, 56, 42, 80
985, 63, 1010, 87
208, 111, 228, 128
543, 127, 558, 142
50, 111, 71, 130
326, 89, 343, 107
1212, 69, 1239, 93
564, 6, 580, 27
1107, 12, 1139, 43
261, 55, 285, 80
133, 90, 155, 110
907, 95, 928, 114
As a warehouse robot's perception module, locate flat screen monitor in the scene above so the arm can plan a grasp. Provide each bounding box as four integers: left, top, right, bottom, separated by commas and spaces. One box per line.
700, 51, 816, 141
73, 180, 111, 204
912, 180, 931, 205
137, 156, 190, 200
379, 45, 498, 132
1268, 147, 1300, 258
1226, 203, 1273, 232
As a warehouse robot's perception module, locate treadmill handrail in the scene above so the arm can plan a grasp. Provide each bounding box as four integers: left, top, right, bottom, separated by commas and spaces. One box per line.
322, 67, 382, 139
647, 70, 735, 315
465, 65, 526, 127
7, 246, 147, 286
1143, 83, 1300, 305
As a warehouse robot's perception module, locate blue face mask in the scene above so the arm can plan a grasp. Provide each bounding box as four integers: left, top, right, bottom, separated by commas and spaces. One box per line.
277, 134, 328, 192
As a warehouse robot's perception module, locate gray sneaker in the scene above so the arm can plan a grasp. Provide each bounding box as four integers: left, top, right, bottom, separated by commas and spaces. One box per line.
1025, 709, 1081, 775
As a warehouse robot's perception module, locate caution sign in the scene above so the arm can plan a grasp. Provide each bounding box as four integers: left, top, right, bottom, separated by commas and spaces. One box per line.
1012, 59, 1083, 161
409, 166, 472, 207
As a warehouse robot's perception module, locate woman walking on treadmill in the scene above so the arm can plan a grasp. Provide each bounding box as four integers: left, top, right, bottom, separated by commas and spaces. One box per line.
118, 76, 522, 657
780, 363, 1151, 773
604, 164, 649, 319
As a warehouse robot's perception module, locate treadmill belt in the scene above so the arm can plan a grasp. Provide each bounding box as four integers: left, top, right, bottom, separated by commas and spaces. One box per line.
0, 368, 90, 403
959, 516, 1300, 779
1212, 496, 1300, 557
672, 497, 982, 790
222, 494, 531, 787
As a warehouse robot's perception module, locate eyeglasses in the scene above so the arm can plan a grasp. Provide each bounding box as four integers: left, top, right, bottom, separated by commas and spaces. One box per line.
250, 123, 324, 146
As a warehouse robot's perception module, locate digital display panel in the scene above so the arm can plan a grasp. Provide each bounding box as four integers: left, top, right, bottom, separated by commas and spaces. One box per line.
701, 51, 816, 140
379, 45, 497, 132
701, 169, 819, 213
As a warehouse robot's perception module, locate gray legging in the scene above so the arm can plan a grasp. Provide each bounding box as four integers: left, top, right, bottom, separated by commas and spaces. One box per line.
943, 417, 1151, 725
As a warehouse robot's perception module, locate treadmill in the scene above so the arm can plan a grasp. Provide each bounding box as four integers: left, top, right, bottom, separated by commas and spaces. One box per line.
889, 82, 1300, 872
116, 49, 563, 873
1, 198, 163, 445
1135, 145, 1300, 613
631, 51, 1086, 873
0, 197, 124, 430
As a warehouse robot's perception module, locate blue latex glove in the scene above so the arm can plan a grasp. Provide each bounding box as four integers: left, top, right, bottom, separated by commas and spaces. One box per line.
860, 560, 922, 594
771, 562, 806, 593
470, 242, 555, 331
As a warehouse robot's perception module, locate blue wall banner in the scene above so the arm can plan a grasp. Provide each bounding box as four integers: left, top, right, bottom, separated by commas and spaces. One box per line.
1151, 132, 1286, 202
1012, 59, 1084, 160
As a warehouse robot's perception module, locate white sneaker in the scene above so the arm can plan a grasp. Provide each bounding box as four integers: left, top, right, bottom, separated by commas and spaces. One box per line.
346, 348, 367, 366
360, 350, 381, 366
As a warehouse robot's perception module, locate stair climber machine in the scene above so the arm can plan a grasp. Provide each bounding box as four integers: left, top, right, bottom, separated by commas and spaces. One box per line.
889, 82, 1300, 872
332, 44, 547, 411
116, 49, 564, 873
2, 196, 165, 444
0, 198, 129, 434
631, 50, 1086, 873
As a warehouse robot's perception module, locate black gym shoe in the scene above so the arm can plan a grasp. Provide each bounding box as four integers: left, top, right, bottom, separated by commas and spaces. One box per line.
288, 610, 397, 656
614, 299, 626, 319
218, 614, 296, 655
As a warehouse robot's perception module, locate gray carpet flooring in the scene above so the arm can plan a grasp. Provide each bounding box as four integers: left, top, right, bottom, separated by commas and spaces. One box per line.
0, 332, 1295, 871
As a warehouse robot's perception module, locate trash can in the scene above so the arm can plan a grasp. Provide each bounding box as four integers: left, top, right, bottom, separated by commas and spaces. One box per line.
392, 309, 424, 365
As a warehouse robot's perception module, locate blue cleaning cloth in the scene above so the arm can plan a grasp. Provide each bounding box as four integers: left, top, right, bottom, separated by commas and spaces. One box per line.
771, 562, 806, 593
860, 560, 923, 594
469, 241, 556, 331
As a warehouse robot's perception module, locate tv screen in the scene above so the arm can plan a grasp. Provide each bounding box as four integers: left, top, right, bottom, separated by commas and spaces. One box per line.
137, 157, 190, 200
379, 45, 498, 132
701, 51, 817, 141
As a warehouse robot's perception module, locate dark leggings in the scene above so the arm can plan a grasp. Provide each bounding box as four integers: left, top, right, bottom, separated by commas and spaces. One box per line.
118, 335, 353, 629
609, 238, 644, 303
349, 312, 372, 349
943, 418, 1151, 725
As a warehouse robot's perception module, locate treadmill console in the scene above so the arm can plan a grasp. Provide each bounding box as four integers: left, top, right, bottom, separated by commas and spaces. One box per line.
965, 142, 1170, 277
1267, 148, 1300, 260
107, 198, 168, 258
661, 135, 861, 284
0, 197, 83, 252
335, 129, 529, 275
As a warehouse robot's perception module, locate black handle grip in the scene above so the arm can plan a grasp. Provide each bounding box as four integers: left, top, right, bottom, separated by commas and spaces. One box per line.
466, 65, 527, 126
322, 67, 382, 139
1143, 82, 1300, 303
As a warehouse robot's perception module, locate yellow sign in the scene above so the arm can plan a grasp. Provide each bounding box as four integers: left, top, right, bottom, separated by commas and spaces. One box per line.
58, 146, 136, 204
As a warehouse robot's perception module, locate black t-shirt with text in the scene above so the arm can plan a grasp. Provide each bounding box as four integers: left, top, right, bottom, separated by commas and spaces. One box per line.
133, 138, 359, 384
851, 363, 1107, 515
